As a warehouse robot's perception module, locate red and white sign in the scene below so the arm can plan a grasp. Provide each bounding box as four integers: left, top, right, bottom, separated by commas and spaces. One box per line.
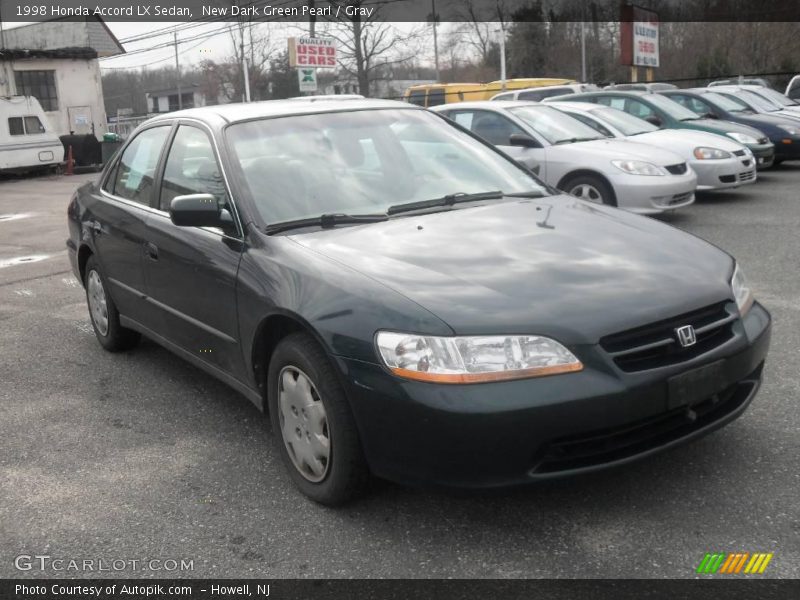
288, 37, 337, 68
620, 6, 660, 68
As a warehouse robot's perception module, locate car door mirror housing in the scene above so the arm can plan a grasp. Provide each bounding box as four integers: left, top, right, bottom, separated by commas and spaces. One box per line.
509, 133, 541, 148
170, 193, 229, 228
644, 115, 663, 127
704, 111, 719, 119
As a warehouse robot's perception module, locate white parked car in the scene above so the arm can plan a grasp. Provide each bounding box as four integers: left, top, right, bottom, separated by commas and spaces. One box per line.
711, 86, 800, 123
431, 101, 697, 214
491, 84, 599, 102
786, 75, 800, 101
547, 101, 757, 191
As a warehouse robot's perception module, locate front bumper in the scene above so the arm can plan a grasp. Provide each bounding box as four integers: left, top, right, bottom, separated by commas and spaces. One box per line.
692, 155, 757, 191
746, 142, 775, 169
607, 170, 697, 215
337, 302, 771, 488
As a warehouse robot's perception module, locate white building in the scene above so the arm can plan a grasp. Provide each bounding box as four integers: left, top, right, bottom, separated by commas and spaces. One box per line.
0, 17, 124, 140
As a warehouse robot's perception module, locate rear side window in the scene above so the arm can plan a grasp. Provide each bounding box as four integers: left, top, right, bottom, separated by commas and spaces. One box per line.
624, 99, 656, 119
109, 126, 170, 205
452, 110, 527, 146
518, 90, 545, 101
160, 125, 228, 212
427, 88, 446, 107
8, 117, 24, 136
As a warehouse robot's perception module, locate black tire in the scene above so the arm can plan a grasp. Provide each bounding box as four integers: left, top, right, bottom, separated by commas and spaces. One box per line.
267, 332, 369, 505
84, 255, 141, 352
561, 174, 617, 207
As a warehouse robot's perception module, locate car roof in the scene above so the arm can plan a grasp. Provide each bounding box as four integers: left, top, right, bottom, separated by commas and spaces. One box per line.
572, 90, 650, 98
430, 100, 543, 111
146, 98, 417, 126
545, 101, 604, 112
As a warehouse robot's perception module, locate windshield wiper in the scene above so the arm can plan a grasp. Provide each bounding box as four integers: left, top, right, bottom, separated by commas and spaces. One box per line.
554, 137, 599, 145
265, 213, 388, 235
387, 190, 503, 215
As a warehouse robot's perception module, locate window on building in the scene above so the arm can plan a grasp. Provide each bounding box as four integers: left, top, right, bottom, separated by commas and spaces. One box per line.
8, 117, 25, 136
14, 70, 58, 111
167, 93, 195, 112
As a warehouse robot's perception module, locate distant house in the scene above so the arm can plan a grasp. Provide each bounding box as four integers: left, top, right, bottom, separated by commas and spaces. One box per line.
0, 17, 124, 140
145, 81, 236, 114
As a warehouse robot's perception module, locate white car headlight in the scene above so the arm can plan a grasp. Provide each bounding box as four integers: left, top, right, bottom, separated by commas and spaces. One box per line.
694, 147, 733, 160
731, 263, 754, 316
779, 125, 800, 136
727, 132, 758, 144
375, 332, 583, 384
611, 160, 666, 176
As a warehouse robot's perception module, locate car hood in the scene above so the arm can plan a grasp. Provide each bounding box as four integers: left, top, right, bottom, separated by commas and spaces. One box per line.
290, 198, 735, 343
557, 138, 685, 166
629, 129, 745, 154
683, 118, 765, 137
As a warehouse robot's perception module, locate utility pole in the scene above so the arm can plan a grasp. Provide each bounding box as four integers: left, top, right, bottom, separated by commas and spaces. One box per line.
431, 0, 440, 82
580, 21, 587, 82
498, 24, 507, 92
309, 0, 316, 36
174, 31, 183, 109
241, 28, 251, 102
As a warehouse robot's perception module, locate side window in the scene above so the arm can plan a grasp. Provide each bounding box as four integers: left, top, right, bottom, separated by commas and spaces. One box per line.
8, 117, 24, 136
569, 113, 612, 137
24, 116, 46, 134
688, 97, 712, 114
625, 99, 656, 119
788, 79, 800, 100
407, 90, 425, 106
466, 111, 527, 146
110, 126, 170, 205
160, 126, 228, 212
427, 88, 445, 107
597, 96, 626, 111
451, 111, 474, 129
518, 90, 544, 101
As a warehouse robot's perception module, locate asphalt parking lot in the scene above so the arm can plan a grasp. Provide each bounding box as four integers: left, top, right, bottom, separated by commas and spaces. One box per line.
1, 169, 798, 579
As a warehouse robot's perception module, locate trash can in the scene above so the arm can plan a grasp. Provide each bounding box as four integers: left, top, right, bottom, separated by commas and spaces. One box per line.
101, 140, 123, 165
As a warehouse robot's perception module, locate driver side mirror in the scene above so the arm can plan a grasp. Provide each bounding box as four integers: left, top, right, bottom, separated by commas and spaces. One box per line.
170, 193, 234, 229
509, 133, 541, 148
703, 111, 719, 119
644, 115, 663, 127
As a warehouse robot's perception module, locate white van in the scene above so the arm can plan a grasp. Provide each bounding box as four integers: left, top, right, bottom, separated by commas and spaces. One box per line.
490, 83, 599, 102
1, 96, 64, 173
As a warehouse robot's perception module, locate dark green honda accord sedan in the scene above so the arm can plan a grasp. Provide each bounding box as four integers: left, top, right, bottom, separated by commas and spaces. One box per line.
67, 98, 771, 505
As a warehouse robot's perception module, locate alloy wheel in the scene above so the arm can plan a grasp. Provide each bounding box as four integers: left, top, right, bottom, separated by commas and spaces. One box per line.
87, 270, 109, 336
569, 183, 604, 204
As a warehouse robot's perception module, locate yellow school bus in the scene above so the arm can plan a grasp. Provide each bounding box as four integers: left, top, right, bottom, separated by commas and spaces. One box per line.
403, 78, 576, 107
402, 83, 488, 107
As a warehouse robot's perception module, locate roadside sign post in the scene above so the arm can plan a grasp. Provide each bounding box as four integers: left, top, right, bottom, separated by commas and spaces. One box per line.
288, 36, 336, 96
298, 68, 318, 93
620, 5, 659, 84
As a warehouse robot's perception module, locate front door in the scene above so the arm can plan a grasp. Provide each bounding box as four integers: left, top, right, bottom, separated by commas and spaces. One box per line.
94, 125, 171, 327
143, 124, 245, 379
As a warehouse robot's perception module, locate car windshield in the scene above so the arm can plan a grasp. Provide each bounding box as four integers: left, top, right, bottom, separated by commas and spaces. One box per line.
702, 91, 750, 112
592, 107, 657, 135
506, 105, 605, 144
755, 87, 798, 106
736, 90, 781, 112
644, 93, 703, 121
225, 108, 546, 225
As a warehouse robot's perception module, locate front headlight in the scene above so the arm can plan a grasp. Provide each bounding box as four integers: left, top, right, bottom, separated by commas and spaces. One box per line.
779, 125, 800, 136
727, 132, 759, 144
375, 332, 583, 383
611, 160, 666, 176
694, 147, 733, 159
731, 263, 754, 316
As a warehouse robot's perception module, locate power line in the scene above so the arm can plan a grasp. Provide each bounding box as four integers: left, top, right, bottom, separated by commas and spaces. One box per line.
100, 37, 210, 70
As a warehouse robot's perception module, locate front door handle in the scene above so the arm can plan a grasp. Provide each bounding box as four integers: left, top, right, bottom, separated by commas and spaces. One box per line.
144, 241, 159, 260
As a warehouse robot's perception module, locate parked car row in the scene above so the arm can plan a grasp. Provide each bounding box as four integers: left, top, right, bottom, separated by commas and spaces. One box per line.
429, 81, 800, 215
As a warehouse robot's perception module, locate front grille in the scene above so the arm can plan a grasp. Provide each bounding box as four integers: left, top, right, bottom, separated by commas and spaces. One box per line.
665, 191, 693, 206
739, 169, 756, 182
665, 162, 688, 175
530, 364, 762, 474
719, 174, 736, 183
733, 149, 747, 157
599, 302, 737, 372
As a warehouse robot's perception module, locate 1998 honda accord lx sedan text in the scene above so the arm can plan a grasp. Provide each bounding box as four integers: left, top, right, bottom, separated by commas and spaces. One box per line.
67, 98, 771, 505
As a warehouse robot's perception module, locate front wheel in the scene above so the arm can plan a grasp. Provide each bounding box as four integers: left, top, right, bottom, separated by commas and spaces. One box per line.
562, 175, 617, 207
84, 255, 141, 352
267, 333, 369, 505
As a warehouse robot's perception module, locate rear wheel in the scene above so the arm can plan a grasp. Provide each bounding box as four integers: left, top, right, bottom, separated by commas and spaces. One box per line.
562, 174, 617, 207
84, 255, 140, 352
267, 332, 368, 505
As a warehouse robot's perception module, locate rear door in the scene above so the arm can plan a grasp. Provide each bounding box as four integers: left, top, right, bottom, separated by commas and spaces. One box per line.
95, 124, 171, 328
143, 122, 245, 378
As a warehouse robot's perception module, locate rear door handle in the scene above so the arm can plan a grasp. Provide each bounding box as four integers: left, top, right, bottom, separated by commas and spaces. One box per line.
144, 241, 159, 260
